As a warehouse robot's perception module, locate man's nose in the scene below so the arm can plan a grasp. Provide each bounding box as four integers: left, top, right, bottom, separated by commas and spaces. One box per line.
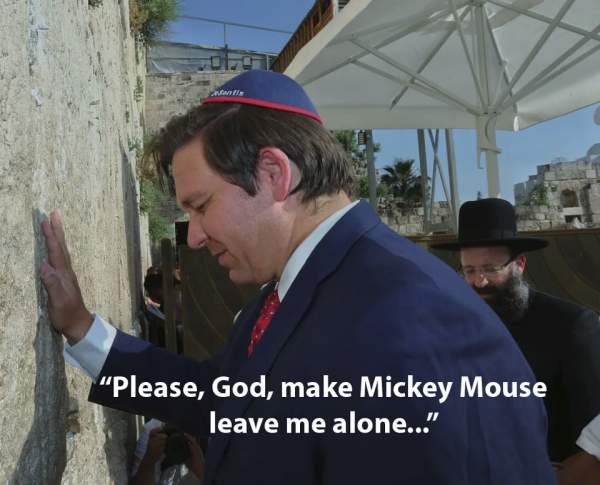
473, 273, 489, 287
187, 218, 208, 249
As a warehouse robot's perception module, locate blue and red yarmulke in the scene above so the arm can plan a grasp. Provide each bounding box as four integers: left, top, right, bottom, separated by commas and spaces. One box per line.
201, 70, 323, 124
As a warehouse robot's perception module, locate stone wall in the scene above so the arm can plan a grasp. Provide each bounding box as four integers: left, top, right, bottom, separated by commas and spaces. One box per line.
514, 160, 600, 225
145, 72, 238, 133
515, 205, 568, 230
159, 196, 189, 224
379, 201, 452, 236
0, 0, 149, 483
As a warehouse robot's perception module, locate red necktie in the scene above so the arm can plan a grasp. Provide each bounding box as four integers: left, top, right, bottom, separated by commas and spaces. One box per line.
248, 289, 280, 355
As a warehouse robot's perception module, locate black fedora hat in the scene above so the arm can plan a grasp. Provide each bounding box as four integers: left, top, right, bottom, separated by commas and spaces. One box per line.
430, 198, 549, 252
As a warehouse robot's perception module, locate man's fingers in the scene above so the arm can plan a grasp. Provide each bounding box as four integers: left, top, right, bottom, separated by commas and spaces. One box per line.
40, 264, 63, 296
50, 212, 72, 268
41, 221, 70, 272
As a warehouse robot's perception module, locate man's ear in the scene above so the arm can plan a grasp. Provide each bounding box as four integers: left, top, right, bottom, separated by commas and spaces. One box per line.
515, 254, 527, 273
256, 147, 293, 202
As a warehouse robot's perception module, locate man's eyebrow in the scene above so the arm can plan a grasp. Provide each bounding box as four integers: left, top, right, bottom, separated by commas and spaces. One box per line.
180, 192, 205, 208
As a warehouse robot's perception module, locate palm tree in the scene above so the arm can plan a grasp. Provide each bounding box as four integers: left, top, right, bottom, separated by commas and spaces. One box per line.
380, 158, 424, 203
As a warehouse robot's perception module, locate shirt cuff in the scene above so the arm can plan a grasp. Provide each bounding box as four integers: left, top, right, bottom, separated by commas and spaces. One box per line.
63, 314, 117, 383
577, 434, 600, 461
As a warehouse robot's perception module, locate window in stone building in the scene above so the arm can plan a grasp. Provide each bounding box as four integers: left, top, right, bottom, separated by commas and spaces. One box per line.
561, 188, 580, 208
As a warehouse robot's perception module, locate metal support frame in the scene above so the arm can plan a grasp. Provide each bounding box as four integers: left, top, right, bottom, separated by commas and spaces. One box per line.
417, 129, 460, 234
179, 15, 294, 71
365, 130, 378, 211
299, 0, 600, 201
445, 129, 460, 232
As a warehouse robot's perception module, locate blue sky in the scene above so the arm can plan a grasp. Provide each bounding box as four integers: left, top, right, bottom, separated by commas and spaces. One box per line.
166, 0, 600, 205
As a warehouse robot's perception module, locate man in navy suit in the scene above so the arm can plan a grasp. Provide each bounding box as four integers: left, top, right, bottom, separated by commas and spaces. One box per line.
40, 70, 558, 484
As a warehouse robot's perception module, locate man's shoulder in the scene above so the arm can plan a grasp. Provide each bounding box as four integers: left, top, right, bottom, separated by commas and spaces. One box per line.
533, 290, 598, 320
339, 226, 469, 296
529, 291, 600, 342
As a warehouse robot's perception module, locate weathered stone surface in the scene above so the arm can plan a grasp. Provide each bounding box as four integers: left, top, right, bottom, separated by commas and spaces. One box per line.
146, 71, 238, 132
514, 160, 600, 227
0, 0, 148, 483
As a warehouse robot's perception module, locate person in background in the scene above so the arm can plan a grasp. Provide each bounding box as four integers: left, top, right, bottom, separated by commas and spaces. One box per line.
556, 413, 600, 484
432, 197, 600, 462
143, 273, 165, 315
130, 418, 204, 485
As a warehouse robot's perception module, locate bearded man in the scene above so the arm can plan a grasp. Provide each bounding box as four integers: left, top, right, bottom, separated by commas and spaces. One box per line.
432, 197, 600, 463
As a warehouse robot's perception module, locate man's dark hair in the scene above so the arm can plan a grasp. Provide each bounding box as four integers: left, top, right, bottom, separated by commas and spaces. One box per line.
144, 272, 179, 291
144, 273, 163, 291
143, 103, 356, 203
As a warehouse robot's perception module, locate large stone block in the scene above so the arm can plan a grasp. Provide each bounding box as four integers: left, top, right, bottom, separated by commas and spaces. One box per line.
406, 223, 424, 235
515, 206, 529, 214
556, 171, 573, 180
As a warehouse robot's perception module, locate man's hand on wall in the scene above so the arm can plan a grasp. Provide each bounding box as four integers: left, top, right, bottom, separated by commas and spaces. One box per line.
39, 212, 94, 345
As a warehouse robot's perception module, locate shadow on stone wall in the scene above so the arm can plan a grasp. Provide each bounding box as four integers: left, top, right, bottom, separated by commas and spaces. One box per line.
120, 141, 144, 317
7, 210, 70, 484
117, 143, 145, 480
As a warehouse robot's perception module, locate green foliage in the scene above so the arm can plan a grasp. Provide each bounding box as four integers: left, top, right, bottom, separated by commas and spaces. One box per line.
134, 76, 144, 102
527, 183, 549, 206
380, 158, 425, 203
333, 130, 380, 175
357, 176, 388, 199
148, 211, 173, 242
143, 132, 155, 147
128, 136, 143, 158
132, 0, 182, 46
139, 178, 164, 213
139, 179, 172, 243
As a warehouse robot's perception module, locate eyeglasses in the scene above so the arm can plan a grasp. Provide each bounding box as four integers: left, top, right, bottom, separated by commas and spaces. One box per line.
458, 258, 514, 280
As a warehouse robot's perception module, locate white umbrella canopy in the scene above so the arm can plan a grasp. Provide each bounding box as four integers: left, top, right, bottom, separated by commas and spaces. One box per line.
284, 0, 600, 198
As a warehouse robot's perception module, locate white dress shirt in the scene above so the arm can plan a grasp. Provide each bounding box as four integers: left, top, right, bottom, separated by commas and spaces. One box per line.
577, 413, 600, 460
63, 201, 359, 382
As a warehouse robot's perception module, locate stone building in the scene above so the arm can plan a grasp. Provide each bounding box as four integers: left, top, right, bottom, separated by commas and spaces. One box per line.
378, 200, 453, 236
145, 71, 239, 133
513, 159, 600, 230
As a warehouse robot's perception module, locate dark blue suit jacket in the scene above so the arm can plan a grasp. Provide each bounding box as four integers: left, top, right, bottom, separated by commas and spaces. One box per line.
89, 201, 557, 484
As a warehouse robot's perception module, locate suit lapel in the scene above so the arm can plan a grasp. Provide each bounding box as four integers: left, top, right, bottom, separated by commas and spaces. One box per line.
204, 200, 382, 483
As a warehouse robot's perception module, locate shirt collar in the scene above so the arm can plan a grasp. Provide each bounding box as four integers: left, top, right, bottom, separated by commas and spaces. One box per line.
275, 200, 360, 301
